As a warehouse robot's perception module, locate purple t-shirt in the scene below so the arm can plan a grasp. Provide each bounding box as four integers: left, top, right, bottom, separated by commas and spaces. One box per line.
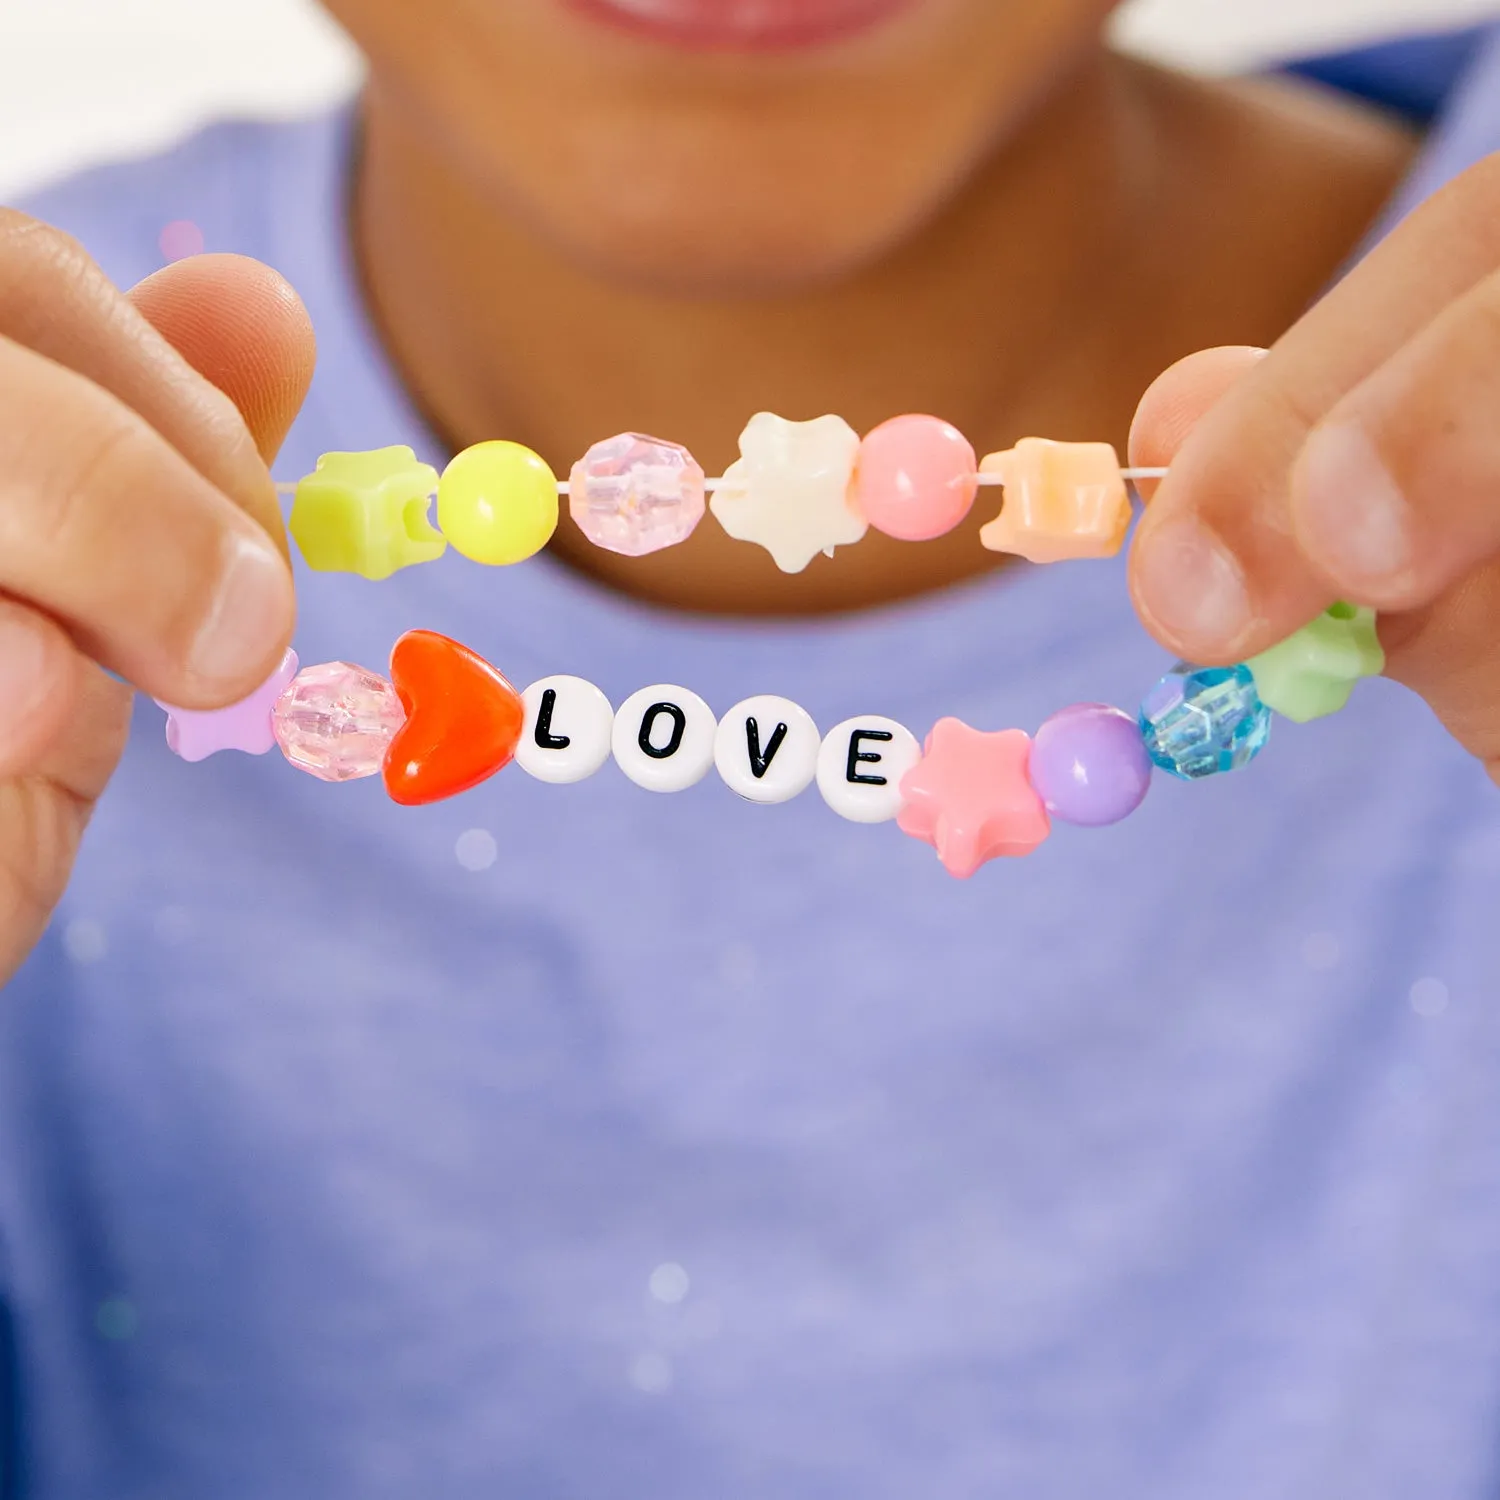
5, 30, 1500, 1500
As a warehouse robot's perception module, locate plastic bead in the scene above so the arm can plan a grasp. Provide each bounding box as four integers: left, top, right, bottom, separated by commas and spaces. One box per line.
516, 675, 614, 784
612, 685, 718, 792
158, 649, 299, 762
272, 661, 406, 783
1246, 602, 1384, 724
290, 448, 445, 580
854, 414, 978, 541
1139, 664, 1271, 781
978, 438, 1131, 563
816, 716, 922, 824
897, 719, 1050, 877
1028, 703, 1152, 826
568, 432, 706, 557
382, 630, 524, 806
437, 440, 559, 566
713, 695, 820, 804
709, 412, 866, 574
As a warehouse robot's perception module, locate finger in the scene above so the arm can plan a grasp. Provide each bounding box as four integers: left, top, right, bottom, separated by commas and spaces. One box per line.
1287, 263, 1500, 611
127, 253, 316, 465
0, 651, 130, 981
0, 213, 296, 544
1129, 347, 1269, 472
1374, 563, 1500, 781
1128, 152, 1500, 664
0, 334, 295, 707
0, 597, 85, 778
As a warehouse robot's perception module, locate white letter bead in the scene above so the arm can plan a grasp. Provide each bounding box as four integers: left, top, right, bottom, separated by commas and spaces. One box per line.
517, 675, 614, 784
816, 715, 922, 823
613, 685, 717, 793
714, 695, 820, 804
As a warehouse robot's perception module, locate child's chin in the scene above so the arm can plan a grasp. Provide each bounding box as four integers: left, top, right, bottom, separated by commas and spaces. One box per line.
497, 118, 965, 295
531, 191, 927, 297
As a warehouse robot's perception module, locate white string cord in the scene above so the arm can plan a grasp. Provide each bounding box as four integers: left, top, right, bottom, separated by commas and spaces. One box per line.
277, 465, 1170, 500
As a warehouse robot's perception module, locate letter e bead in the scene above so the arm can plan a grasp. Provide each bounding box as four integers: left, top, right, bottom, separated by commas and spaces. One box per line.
816, 715, 922, 823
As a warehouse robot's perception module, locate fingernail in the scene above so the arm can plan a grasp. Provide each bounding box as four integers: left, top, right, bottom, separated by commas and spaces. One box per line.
188, 532, 292, 689
1135, 516, 1254, 654
1294, 423, 1413, 590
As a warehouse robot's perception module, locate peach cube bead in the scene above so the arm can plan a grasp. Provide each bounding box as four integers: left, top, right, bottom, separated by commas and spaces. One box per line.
977, 438, 1131, 564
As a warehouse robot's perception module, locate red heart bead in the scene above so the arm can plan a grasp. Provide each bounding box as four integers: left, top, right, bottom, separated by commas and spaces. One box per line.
382, 630, 524, 806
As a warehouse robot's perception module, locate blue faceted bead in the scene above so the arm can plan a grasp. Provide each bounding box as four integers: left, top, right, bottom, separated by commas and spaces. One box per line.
1139, 664, 1271, 781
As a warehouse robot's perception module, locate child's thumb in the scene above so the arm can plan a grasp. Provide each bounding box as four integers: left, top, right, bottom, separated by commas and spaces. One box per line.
1128, 346, 1268, 478
127, 252, 317, 464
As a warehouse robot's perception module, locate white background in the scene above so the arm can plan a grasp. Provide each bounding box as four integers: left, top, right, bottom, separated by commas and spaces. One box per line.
0, 0, 1494, 200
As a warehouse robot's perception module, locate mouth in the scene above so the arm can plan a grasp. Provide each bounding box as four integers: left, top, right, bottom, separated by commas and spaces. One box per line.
560, 0, 917, 52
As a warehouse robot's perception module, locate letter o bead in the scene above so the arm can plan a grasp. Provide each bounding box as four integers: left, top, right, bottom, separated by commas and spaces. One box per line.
816, 716, 922, 823
714, 695, 820, 804
613, 685, 717, 793
517, 675, 614, 784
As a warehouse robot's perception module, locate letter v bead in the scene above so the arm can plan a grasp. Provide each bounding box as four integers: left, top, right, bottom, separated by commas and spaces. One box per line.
745, 717, 790, 779
715, 696, 819, 804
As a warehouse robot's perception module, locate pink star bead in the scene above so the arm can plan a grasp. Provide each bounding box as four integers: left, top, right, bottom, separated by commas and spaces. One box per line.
897, 718, 1051, 877
157, 649, 299, 763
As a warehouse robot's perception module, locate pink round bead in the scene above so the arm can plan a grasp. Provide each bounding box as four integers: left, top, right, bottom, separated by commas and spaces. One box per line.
272, 662, 407, 783
568, 432, 707, 557
854, 414, 979, 541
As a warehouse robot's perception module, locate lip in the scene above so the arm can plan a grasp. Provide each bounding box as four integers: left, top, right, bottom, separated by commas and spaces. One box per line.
561, 0, 916, 52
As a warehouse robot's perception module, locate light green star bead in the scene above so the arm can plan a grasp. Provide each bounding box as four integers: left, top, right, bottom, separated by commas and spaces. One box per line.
1247, 602, 1385, 724
290, 447, 446, 580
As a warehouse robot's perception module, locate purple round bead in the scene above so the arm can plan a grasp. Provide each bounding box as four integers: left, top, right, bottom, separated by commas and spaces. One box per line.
1027, 703, 1152, 828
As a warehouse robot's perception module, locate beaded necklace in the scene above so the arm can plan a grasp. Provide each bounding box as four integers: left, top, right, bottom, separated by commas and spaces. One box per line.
155, 412, 1384, 879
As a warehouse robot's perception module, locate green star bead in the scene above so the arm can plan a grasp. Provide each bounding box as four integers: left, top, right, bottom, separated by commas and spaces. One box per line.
1247, 602, 1385, 724
289, 446, 446, 581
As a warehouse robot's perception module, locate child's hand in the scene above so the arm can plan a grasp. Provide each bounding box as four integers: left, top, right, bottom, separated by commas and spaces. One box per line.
0, 215, 311, 983
1128, 153, 1500, 780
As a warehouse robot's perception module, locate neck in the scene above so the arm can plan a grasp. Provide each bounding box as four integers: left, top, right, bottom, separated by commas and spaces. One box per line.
352, 47, 1412, 616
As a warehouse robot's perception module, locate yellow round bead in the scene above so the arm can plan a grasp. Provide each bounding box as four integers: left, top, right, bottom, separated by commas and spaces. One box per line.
437, 440, 559, 566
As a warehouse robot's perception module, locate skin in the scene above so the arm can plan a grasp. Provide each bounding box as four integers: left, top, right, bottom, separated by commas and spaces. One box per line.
1, 0, 1488, 986
1129, 159, 1500, 778
338, 0, 1412, 612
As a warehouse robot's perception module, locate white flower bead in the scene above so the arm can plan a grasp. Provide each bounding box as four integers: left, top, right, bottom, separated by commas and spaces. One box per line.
517, 675, 614, 784
709, 412, 866, 574
613, 685, 717, 793
713, 695, 820, 804
816, 715, 922, 823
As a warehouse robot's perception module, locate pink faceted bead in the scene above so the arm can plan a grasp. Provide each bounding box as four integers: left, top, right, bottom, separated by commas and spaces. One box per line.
568, 432, 706, 557
272, 661, 406, 783
854, 414, 979, 541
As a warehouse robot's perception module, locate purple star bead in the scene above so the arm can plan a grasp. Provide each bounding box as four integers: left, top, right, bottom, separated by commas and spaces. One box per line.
157, 649, 299, 763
